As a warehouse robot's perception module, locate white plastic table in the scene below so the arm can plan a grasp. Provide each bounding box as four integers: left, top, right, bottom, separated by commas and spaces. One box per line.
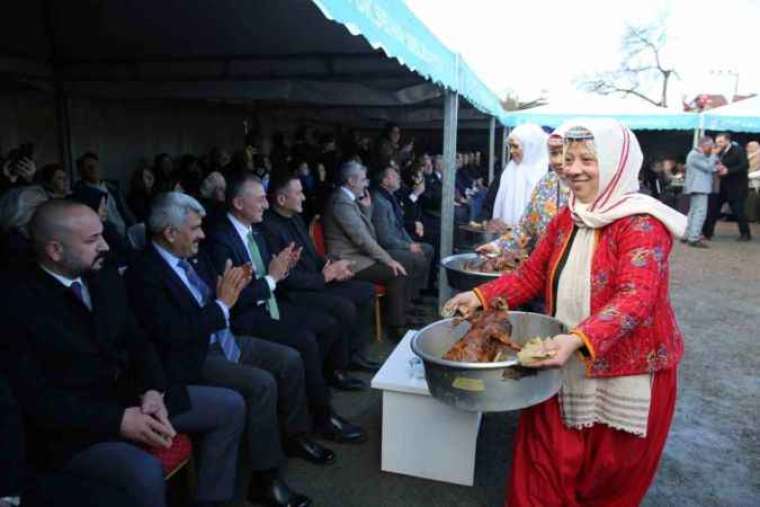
371, 331, 483, 486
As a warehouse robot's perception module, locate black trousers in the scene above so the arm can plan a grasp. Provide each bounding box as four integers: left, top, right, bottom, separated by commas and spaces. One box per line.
354, 262, 408, 329
285, 280, 374, 358
703, 191, 750, 238
202, 335, 310, 471
231, 302, 342, 413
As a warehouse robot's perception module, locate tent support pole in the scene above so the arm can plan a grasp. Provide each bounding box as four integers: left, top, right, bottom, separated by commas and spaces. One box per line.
487, 116, 496, 184
438, 90, 459, 310
502, 127, 510, 171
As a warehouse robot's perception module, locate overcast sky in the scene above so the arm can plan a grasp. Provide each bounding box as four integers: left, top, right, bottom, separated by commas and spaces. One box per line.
404, 0, 760, 108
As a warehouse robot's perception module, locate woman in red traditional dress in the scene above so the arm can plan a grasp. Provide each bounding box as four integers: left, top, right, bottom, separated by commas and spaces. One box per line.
444, 119, 687, 507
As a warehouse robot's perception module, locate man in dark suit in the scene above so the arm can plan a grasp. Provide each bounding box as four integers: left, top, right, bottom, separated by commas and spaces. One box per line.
0, 200, 245, 507
205, 172, 367, 444
1, 376, 137, 507
703, 132, 751, 241
127, 192, 323, 507
372, 165, 434, 309
261, 172, 379, 372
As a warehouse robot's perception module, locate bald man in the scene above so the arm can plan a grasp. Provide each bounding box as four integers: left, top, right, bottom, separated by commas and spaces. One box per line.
0, 200, 246, 507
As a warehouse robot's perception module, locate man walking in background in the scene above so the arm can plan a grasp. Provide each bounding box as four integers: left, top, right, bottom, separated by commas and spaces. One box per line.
684, 136, 718, 248
703, 132, 751, 241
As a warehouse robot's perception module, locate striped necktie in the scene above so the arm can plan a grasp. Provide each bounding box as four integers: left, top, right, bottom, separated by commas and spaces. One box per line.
177, 259, 240, 363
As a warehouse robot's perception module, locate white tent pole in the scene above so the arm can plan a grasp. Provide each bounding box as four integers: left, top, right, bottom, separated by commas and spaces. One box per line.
438, 90, 459, 309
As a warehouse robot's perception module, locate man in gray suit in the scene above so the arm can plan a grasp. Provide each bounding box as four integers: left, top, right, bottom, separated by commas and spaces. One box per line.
684, 136, 719, 248
371, 164, 434, 306
322, 161, 410, 341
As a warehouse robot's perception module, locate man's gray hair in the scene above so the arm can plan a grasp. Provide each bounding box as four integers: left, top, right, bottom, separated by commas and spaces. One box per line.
148, 192, 206, 234
338, 161, 366, 185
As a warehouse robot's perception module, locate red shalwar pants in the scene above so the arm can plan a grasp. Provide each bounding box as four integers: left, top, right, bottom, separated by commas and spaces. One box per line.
505, 367, 677, 507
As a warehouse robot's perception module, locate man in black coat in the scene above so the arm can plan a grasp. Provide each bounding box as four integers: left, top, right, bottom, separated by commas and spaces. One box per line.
703, 132, 751, 241
126, 192, 323, 507
260, 172, 379, 371
204, 172, 367, 444
0, 200, 245, 507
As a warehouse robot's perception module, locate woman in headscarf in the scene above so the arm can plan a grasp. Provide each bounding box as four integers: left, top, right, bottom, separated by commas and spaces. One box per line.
444, 119, 686, 507
478, 132, 570, 256
490, 123, 549, 229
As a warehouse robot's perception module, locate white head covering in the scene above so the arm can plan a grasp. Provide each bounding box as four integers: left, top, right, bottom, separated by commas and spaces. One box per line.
556, 118, 686, 237
492, 124, 548, 225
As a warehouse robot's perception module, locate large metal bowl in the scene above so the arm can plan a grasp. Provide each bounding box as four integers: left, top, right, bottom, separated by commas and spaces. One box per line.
410, 312, 566, 412
442, 253, 501, 291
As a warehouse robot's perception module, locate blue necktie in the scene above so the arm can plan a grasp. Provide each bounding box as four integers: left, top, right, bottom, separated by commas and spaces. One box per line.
69, 280, 91, 310
177, 259, 240, 363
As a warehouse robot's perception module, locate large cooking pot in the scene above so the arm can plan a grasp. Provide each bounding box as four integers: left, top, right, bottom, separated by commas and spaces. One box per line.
441, 253, 501, 291
410, 312, 566, 412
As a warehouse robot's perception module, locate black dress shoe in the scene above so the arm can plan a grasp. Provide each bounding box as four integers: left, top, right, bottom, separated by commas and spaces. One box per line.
315, 413, 367, 444
737, 235, 751, 242
328, 370, 367, 391
284, 434, 336, 465
248, 474, 311, 507
348, 354, 381, 373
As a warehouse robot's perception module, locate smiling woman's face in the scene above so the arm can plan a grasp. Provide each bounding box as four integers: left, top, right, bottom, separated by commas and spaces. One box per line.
563, 141, 599, 203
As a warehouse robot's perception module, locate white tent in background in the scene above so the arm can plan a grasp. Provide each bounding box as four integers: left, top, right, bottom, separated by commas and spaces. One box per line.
702, 95, 760, 133
503, 92, 698, 130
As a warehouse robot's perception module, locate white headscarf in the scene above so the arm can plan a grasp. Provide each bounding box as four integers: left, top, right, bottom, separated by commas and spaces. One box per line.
556, 118, 686, 237
492, 124, 548, 226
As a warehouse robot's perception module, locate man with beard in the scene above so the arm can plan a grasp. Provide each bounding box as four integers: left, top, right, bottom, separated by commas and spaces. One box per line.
0, 200, 246, 507
261, 172, 379, 372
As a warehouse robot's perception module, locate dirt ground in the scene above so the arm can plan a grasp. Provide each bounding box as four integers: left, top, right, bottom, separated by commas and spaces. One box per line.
249, 220, 760, 507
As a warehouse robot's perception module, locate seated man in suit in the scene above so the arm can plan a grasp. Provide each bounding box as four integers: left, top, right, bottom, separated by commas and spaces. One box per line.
371, 164, 434, 312
205, 173, 367, 444
127, 192, 323, 507
261, 172, 379, 372
0, 375, 137, 507
322, 161, 410, 341
0, 199, 245, 507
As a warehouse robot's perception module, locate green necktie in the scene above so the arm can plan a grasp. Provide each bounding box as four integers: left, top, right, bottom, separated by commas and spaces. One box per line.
247, 231, 280, 320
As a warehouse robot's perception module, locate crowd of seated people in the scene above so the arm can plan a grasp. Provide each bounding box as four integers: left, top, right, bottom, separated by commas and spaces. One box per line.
0, 123, 493, 506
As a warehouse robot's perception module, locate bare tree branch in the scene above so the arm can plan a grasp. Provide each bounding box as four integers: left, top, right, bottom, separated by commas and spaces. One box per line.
578, 20, 677, 108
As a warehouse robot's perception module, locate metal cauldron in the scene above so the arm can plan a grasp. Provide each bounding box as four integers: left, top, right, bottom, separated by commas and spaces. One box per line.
442, 253, 501, 291
410, 312, 566, 412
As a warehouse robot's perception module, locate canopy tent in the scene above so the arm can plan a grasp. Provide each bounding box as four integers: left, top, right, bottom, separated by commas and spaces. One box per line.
0, 0, 506, 123
701, 95, 760, 133
503, 93, 699, 130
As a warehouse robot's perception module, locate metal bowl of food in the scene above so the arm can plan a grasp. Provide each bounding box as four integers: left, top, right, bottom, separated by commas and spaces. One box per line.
410, 312, 566, 412
442, 253, 501, 291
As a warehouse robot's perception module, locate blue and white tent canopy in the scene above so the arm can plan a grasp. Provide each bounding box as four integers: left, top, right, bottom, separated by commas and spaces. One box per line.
701, 96, 760, 133
503, 93, 698, 131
